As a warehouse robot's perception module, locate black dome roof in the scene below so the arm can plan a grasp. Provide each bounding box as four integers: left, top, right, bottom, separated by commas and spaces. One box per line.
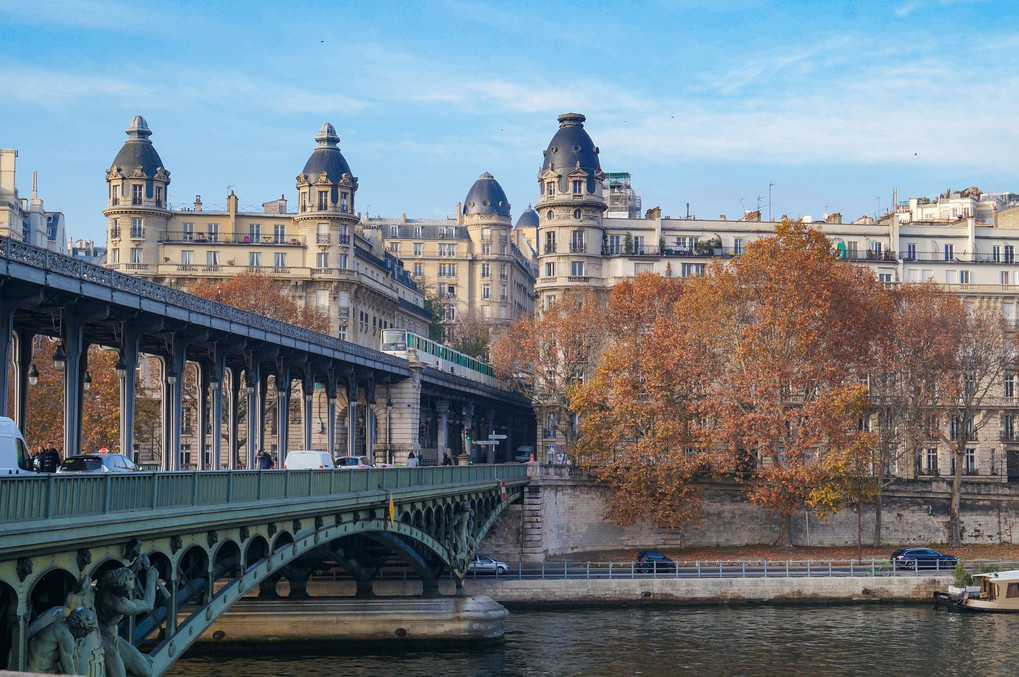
541, 113, 600, 173
515, 205, 539, 229
302, 123, 352, 182
111, 116, 165, 176
463, 172, 511, 217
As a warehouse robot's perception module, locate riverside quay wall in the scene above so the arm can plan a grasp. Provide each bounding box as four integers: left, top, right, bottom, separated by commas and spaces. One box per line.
481, 464, 1019, 561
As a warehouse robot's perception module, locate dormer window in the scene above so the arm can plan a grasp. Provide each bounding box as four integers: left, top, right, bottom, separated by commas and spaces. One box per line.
318, 191, 328, 210
572, 180, 582, 194
340, 192, 348, 212
546, 181, 555, 195
132, 185, 143, 205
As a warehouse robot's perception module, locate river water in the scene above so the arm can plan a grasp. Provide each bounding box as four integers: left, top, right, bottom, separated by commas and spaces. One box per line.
168, 603, 1018, 676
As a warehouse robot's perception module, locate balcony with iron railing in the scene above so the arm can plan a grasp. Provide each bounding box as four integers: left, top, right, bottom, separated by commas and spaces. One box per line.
543, 243, 557, 254
159, 231, 306, 246
570, 242, 586, 253
899, 250, 1019, 264
316, 233, 331, 244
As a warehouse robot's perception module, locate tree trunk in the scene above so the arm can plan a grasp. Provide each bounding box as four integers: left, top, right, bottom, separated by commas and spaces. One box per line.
872, 489, 883, 547
949, 443, 964, 546
856, 503, 863, 562
774, 512, 792, 547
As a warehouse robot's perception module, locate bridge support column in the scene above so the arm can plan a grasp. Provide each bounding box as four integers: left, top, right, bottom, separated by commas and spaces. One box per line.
118, 328, 140, 460
62, 313, 86, 457
346, 372, 358, 459
245, 361, 261, 469
211, 348, 226, 470
326, 373, 337, 457
258, 373, 269, 462
228, 366, 240, 470
355, 580, 374, 599
436, 400, 449, 463
165, 339, 187, 471
12, 329, 33, 433
388, 374, 421, 463
365, 377, 375, 462
302, 375, 314, 451
197, 362, 209, 470
276, 365, 291, 461
0, 302, 12, 418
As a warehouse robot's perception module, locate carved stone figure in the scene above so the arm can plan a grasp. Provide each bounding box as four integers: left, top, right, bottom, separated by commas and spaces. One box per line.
449, 501, 476, 572
26, 606, 99, 675
95, 557, 157, 677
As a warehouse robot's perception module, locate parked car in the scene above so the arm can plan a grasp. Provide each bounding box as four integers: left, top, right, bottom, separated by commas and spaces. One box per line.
334, 455, 374, 469
57, 453, 143, 474
636, 550, 678, 573
890, 547, 958, 570
466, 554, 508, 575
283, 450, 334, 470
0, 416, 35, 476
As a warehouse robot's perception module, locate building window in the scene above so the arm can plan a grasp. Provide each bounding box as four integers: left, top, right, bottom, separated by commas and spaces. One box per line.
182, 222, 194, 241
110, 249, 120, 263
338, 254, 347, 268
544, 262, 555, 277
872, 242, 882, 257
413, 262, 423, 276
924, 448, 938, 475
438, 262, 457, 278
544, 232, 556, 254
572, 180, 582, 194
317, 253, 329, 268
316, 289, 328, 312
249, 252, 261, 267
414, 243, 424, 256
481, 263, 490, 278
1005, 414, 1017, 441
340, 193, 348, 212
965, 448, 976, 474
445, 305, 456, 321
482, 242, 491, 254
274, 252, 287, 268
500, 284, 507, 302
906, 243, 916, 260
960, 270, 970, 284
547, 210, 554, 221
944, 244, 954, 261
571, 261, 584, 276
318, 190, 328, 210
132, 184, 143, 205
207, 223, 219, 242
546, 181, 554, 195
681, 263, 704, 277
544, 294, 556, 311
607, 235, 621, 254
249, 223, 260, 242
111, 218, 120, 239
500, 264, 508, 280
993, 245, 1001, 263
271, 224, 284, 244
130, 218, 143, 238
439, 243, 456, 257
1007, 245, 1016, 264
878, 272, 893, 282
1006, 374, 1015, 399
207, 250, 220, 266
130, 248, 142, 263
155, 186, 164, 206
482, 284, 491, 300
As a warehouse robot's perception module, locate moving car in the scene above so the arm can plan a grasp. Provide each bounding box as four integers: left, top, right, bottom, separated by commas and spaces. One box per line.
57, 453, 143, 473
636, 550, 678, 573
466, 554, 508, 574
335, 455, 374, 469
891, 547, 958, 570
283, 450, 335, 469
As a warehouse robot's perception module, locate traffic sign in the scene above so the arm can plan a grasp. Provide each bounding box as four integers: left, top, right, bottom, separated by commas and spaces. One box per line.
475, 440, 498, 445
489, 434, 507, 440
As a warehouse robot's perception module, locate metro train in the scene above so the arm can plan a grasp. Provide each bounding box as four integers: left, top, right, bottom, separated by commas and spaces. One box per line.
381, 329, 496, 386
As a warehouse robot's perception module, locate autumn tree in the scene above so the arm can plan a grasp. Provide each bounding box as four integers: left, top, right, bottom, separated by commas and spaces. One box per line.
186, 272, 329, 333
570, 274, 701, 528
491, 289, 606, 450
866, 282, 966, 545
679, 221, 885, 546
445, 307, 492, 359
943, 304, 1014, 545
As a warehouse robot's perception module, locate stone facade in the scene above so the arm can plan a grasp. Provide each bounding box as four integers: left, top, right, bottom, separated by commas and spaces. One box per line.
479, 466, 1019, 560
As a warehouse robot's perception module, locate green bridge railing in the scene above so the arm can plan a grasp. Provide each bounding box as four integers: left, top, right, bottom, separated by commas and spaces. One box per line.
0, 465, 528, 524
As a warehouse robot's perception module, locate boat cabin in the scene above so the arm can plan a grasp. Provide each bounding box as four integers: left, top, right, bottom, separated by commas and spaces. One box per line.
960, 570, 1019, 612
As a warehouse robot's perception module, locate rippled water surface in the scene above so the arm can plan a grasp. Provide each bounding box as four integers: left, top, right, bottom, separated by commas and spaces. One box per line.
168, 603, 1019, 676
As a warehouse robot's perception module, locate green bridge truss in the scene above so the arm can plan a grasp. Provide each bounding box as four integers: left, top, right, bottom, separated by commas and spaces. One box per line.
0, 464, 528, 675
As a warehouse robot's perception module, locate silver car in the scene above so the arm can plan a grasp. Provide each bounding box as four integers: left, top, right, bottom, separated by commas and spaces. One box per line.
466, 554, 508, 575
57, 453, 143, 473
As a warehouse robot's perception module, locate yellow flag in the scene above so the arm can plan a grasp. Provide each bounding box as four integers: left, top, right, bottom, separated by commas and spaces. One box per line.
389, 492, 396, 525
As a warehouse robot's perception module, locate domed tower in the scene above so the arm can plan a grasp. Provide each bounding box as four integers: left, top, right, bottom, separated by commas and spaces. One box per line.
294, 123, 359, 247
462, 172, 514, 325
535, 113, 605, 309
104, 115, 170, 273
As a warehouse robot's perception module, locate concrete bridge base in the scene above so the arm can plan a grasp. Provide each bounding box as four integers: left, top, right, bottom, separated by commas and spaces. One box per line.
200, 595, 508, 643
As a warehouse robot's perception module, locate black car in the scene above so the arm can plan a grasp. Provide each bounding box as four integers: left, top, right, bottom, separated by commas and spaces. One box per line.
636, 550, 677, 573
890, 547, 958, 570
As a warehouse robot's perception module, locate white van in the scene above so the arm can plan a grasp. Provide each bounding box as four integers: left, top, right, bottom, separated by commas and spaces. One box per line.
283, 450, 335, 470
0, 416, 36, 476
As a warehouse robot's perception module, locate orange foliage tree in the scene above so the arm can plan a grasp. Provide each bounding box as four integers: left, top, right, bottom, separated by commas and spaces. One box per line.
678, 221, 886, 545
570, 275, 703, 528
187, 272, 329, 333
490, 289, 606, 450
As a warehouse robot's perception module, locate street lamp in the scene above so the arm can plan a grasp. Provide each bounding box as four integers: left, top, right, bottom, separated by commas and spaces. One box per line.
210, 371, 221, 391
27, 363, 39, 386
114, 354, 128, 379
166, 363, 178, 386
83, 371, 92, 392
52, 343, 66, 371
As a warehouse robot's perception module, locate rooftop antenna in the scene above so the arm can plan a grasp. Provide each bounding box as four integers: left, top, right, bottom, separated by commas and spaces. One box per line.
740, 198, 747, 214
769, 183, 774, 221
227, 183, 238, 194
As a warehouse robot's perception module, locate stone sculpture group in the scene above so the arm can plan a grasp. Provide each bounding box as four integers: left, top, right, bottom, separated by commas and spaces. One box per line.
25, 554, 160, 676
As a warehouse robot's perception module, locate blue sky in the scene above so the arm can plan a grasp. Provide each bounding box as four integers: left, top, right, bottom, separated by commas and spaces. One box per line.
2, 0, 1017, 244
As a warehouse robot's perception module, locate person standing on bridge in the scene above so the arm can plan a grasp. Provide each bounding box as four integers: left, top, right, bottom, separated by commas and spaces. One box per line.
406, 451, 419, 467
39, 442, 61, 473
257, 449, 273, 470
